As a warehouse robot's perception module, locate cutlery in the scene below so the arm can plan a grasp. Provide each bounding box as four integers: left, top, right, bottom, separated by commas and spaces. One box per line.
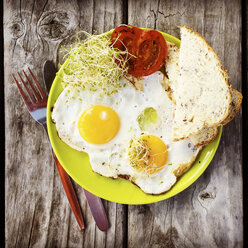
43, 61, 109, 232
13, 68, 84, 230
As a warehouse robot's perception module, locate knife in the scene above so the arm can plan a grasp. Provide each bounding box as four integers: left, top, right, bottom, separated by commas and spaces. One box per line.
43, 60, 109, 232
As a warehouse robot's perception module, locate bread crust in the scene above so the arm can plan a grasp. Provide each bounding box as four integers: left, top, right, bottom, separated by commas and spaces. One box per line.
191, 127, 219, 147
221, 88, 243, 125
183, 88, 242, 145
166, 31, 242, 143
172, 26, 233, 141
161, 73, 176, 104
182, 26, 232, 120
165, 40, 220, 145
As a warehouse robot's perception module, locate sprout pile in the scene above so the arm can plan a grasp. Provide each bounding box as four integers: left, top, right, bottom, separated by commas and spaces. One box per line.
128, 137, 151, 172
60, 32, 130, 96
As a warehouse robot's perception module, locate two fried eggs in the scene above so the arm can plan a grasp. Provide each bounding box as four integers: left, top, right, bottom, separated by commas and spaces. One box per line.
52, 72, 200, 194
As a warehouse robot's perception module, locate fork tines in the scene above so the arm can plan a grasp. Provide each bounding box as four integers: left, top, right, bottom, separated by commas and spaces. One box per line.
12, 68, 47, 105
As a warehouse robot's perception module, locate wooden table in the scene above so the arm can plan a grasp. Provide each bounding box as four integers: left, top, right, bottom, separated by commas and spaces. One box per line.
4, 0, 246, 247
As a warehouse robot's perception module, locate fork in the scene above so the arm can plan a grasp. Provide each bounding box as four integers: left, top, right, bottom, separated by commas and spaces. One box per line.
12, 68, 85, 230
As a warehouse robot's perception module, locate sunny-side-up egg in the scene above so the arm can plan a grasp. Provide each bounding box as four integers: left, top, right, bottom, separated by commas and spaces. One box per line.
52, 71, 201, 194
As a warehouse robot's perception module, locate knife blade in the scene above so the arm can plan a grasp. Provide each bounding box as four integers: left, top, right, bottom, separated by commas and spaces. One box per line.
43, 60, 56, 93
43, 60, 109, 232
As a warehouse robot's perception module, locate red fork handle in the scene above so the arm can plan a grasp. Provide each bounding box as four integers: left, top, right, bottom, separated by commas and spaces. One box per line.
52, 151, 84, 230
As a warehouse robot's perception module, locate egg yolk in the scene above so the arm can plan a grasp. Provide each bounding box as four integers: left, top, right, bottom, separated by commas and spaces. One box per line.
78, 105, 120, 144
129, 135, 168, 174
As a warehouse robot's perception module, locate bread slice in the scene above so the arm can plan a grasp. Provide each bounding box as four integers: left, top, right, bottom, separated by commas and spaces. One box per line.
190, 89, 242, 145
172, 26, 232, 141
190, 89, 242, 146
164, 42, 180, 104
165, 41, 218, 146
189, 127, 218, 146
162, 71, 175, 104
165, 39, 242, 147
222, 88, 242, 125
165, 42, 216, 146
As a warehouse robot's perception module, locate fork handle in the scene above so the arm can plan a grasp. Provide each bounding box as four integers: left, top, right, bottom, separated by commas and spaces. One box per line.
43, 127, 109, 232
44, 125, 108, 231
53, 152, 109, 232
52, 151, 85, 230
42, 125, 84, 229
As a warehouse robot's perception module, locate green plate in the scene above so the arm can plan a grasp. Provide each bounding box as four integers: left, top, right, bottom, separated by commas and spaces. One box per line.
47, 29, 222, 205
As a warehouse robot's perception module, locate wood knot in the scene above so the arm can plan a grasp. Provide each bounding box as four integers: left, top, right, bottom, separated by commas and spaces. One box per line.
38, 11, 77, 40
8, 21, 25, 39
199, 191, 215, 200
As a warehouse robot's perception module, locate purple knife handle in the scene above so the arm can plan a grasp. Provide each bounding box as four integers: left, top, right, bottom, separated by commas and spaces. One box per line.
83, 189, 109, 231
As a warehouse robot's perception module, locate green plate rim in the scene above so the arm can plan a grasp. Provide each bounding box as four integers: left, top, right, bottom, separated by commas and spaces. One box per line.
47, 29, 222, 205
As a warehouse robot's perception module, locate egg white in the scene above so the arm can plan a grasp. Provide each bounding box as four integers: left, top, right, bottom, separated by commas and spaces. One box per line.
52, 72, 201, 194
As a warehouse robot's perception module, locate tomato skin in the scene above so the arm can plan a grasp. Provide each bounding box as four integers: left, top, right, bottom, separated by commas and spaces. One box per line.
111, 25, 167, 77
111, 25, 141, 66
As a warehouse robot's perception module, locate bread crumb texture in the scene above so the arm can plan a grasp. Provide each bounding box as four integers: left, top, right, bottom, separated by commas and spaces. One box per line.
173, 26, 232, 140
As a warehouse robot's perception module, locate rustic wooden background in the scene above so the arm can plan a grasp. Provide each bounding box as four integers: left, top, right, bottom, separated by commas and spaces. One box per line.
4, 0, 246, 247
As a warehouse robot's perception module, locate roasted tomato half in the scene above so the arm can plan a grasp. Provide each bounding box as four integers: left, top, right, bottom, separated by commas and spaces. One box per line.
111, 25, 167, 77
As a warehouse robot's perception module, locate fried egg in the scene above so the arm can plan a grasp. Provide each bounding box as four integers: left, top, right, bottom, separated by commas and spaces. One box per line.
52, 72, 201, 194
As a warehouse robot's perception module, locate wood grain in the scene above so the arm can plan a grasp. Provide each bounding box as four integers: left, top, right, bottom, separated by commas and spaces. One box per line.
128, 0, 243, 247
4, 0, 243, 247
244, 0, 248, 246
4, 0, 126, 247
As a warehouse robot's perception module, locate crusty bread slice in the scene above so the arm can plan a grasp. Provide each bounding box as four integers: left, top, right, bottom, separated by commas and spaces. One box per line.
162, 71, 175, 104
222, 88, 242, 125
189, 127, 218, 146
165, 42, 216, 146
172, 26, 232, 141
164, 42, 180, 104
165, 41, 219, 146
190, 89, 242, 146
165, 39, 242, 147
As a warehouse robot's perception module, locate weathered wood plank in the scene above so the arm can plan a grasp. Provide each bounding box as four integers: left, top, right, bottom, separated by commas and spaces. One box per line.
244, 0, 248, 246
128, 0, 243, 247
5, 0, 244, 247
4, 0, 126, 247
